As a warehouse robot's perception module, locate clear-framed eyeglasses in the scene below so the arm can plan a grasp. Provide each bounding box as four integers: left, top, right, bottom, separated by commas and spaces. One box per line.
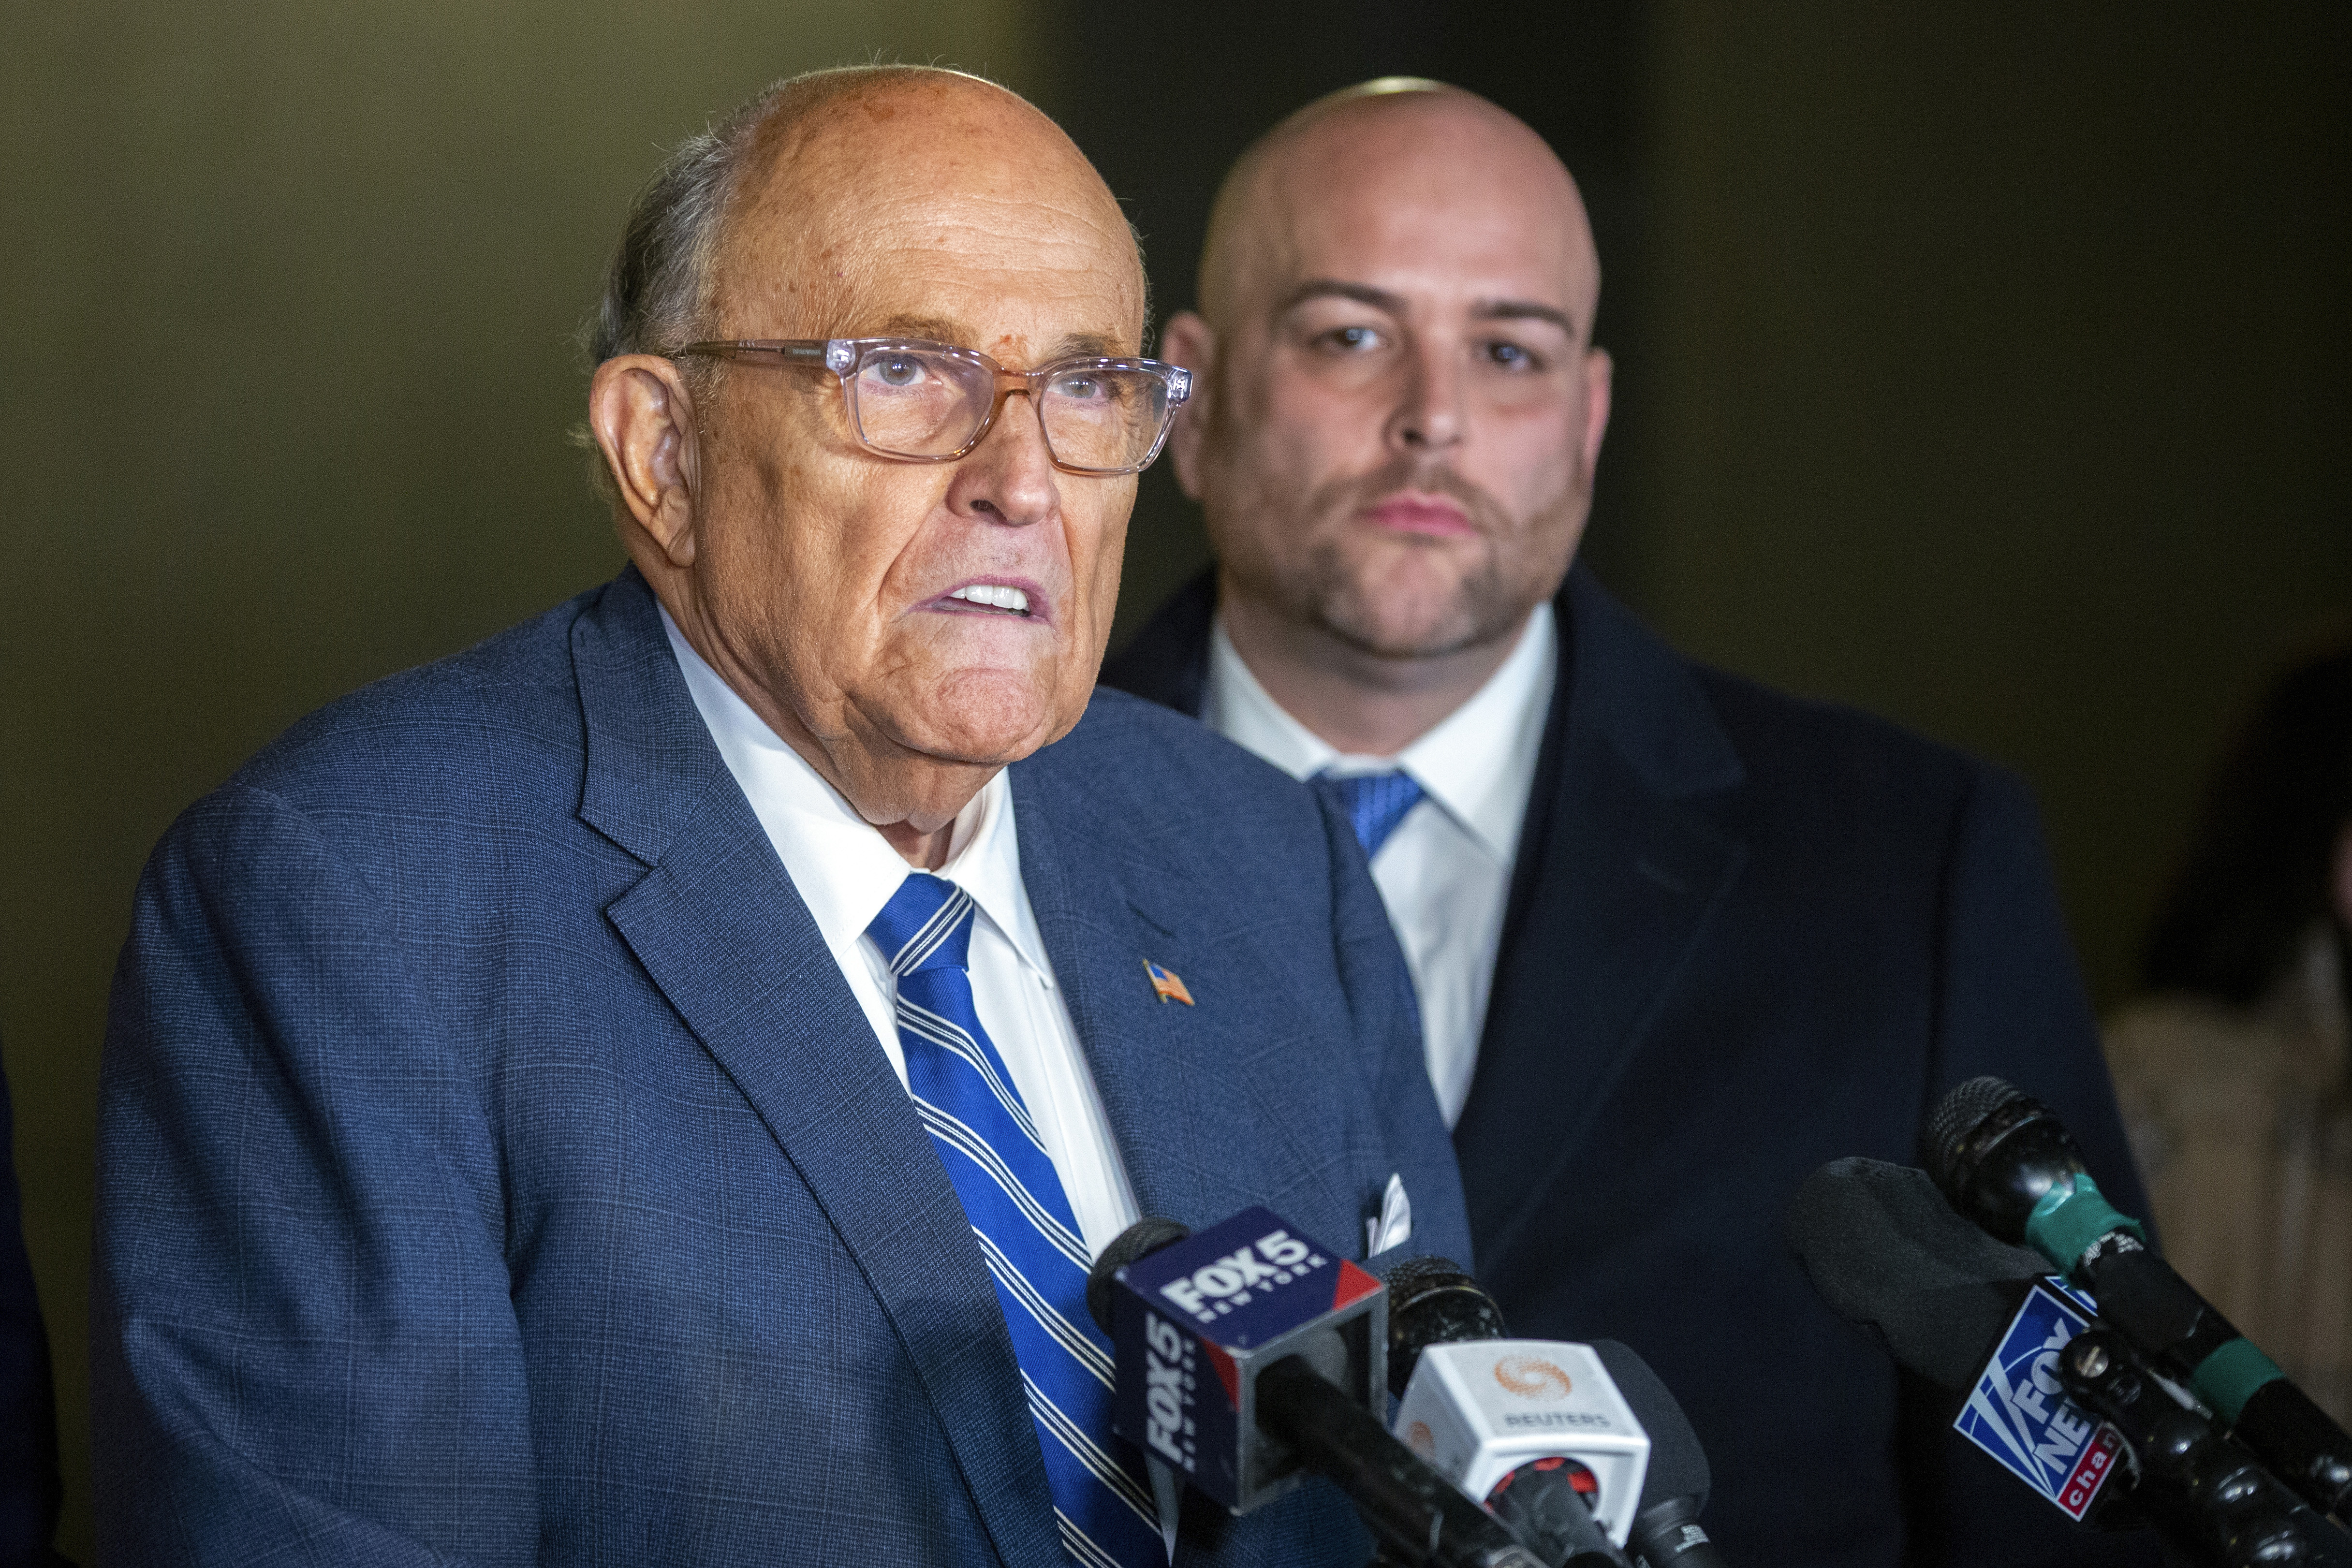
674, 338, 1193, 477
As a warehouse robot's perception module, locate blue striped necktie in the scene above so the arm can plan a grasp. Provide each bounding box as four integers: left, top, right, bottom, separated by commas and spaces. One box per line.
868, 873, 1161, 1568
1315, 769, 1426, 858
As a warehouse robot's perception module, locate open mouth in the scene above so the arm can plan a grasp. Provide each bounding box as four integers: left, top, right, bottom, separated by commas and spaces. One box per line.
941, 583, 1033, 617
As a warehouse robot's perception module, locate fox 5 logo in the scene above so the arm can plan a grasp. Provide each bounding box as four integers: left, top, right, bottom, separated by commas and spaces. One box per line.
1156, 1229, 1324, 1321
1140, 1313, 1200, 1469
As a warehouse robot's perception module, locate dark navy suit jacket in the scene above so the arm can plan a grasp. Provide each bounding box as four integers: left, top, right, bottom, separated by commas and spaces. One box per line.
95, 568, 1470, 1566
1102, 567, 2161, 1567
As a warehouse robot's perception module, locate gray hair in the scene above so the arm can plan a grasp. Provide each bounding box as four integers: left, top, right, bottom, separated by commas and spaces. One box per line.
573, 65, 955, 503
583, 113, 746, 373
585, 64, 964, 369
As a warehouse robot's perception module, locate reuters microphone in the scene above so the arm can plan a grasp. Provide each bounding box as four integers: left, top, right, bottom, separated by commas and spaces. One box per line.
1385, 1259, 1726, 1568
1087, 1209, 1545, 1568
1394, 1341, 1637, 1568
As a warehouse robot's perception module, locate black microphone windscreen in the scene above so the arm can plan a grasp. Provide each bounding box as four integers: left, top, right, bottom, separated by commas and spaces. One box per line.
1378, 1253, 1474, 1301
1588, 1340, 1709, 1513
1085, 1216, 1193, 1335
1380, 1255, 1511, 1396
1921, 1074, 2029, 1191
1785, 1156, 2050, 1391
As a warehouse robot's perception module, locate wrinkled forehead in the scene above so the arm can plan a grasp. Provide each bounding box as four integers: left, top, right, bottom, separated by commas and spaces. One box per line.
714, 90, 1147, 351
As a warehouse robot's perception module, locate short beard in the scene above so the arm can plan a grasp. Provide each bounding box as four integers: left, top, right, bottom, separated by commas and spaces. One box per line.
1226, 454, 1554, 661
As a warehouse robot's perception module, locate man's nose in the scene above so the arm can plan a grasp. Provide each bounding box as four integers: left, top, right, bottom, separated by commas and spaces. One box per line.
1388, 338, 1467, 453
947, 389, 1058, 527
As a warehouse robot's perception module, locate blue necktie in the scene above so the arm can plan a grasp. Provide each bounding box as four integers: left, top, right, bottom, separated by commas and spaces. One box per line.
1316, 769, 1426, 858
868, 874, 1161, 1568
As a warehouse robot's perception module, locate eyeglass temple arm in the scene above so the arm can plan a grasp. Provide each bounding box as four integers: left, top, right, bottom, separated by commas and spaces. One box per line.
675, 340, 838, 367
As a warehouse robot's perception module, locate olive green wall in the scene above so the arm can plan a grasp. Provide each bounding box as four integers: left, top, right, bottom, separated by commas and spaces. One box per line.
0, 6, 1045, 1557
1623, 4, 2350, 1006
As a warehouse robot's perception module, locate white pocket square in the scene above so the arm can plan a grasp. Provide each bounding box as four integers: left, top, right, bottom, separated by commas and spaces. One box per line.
1365, 1171, 1413, 1255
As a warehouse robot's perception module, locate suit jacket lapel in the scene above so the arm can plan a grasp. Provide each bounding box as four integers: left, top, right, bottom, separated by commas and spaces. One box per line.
1010, 753, 1352, 1239
1007, 774, 1184, 1220
1452, 569, 1750, 1265
1012, 761, 1222, 1230
573, 572, 1062, 1568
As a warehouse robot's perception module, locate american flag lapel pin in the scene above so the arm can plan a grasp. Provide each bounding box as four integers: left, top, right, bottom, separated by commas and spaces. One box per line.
1143, 959, 1194, 1006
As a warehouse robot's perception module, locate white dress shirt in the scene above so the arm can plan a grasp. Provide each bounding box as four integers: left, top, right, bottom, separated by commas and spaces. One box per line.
1202, 604, 1557, 1128
661, 610, 1142, 1257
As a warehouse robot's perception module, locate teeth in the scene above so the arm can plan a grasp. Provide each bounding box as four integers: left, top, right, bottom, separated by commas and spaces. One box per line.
948, 584, 1031, 614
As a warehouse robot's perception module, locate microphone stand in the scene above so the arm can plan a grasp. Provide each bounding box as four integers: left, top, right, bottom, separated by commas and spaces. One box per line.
2057, 1328, 2352, 1567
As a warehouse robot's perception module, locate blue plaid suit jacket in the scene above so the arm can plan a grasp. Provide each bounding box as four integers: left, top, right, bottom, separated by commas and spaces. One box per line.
95, 567, 1469, 1566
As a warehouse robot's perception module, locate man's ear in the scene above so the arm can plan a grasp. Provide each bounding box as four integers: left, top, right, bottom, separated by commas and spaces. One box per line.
1580, 345, 1615, 479
588, 354, 702, 566
1159, 311, 1215, 502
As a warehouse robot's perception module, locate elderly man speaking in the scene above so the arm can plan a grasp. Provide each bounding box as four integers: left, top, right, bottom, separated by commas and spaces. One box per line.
93, 67, 1466, 1566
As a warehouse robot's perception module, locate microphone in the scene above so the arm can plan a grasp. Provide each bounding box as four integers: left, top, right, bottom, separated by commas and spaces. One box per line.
1087, 1209, 1545, 1568
1589, 1342, 1725, 1568
1786, 1157, 2129, 1524
1789, 1158, 2352, 1562
1925, 1076, 2352, 1520
1387, 1259, 1728, 1568
1382, 1257, 1633, 1566
2057, 1326, 2352, 1568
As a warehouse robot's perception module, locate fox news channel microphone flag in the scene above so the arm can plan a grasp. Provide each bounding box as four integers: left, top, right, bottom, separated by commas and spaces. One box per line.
1954, 1275, 2127, 1521
1790, 1155, 2352, 1559
1926, 1076, 2352, 1521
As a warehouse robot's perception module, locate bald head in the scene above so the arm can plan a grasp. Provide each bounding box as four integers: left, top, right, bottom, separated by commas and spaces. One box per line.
1197, 81, 1599, 336
708, 69, 1145, 349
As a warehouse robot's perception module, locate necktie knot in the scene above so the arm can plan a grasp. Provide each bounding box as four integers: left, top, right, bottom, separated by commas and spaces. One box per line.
868, 871, 976, 976
1316, 769, 1426, 859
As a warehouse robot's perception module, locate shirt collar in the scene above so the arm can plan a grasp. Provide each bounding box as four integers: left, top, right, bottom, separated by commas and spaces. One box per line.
660, 606, 1048, 971
1203, 601, 1557, 865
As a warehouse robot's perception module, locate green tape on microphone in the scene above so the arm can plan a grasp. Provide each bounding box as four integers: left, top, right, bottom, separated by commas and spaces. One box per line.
2024, 1174, 2285, 1421
2190, 1336, 2287, 1424
2023, 1172, 2145, 1276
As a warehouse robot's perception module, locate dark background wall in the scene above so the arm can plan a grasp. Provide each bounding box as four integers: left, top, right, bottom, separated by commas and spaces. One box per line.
2, 4, 2344, 1559
1633, 4, 2350, 1015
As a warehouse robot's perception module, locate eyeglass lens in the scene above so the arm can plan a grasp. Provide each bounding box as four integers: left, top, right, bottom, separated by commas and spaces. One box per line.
848, 347, 1172, 471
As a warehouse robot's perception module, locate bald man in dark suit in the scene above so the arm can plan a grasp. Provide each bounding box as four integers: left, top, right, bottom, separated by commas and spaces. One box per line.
1102, 79, 2157, 1567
